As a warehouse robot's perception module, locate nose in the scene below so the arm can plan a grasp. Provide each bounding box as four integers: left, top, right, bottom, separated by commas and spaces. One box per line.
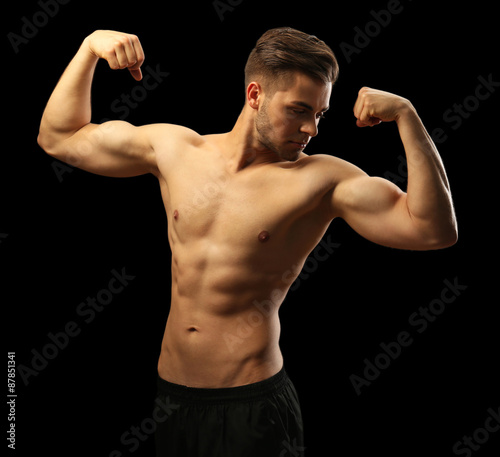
300, 118, 319, 138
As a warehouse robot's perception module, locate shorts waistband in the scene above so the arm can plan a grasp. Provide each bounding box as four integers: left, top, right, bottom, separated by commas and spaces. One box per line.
157, 366, 289, 403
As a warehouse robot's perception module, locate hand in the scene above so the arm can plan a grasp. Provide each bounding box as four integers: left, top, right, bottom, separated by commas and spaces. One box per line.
353, 87, 411, 127
85, 30, 145, 81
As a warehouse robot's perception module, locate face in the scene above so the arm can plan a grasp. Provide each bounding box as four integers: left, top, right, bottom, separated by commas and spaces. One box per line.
254, 72, 332, 161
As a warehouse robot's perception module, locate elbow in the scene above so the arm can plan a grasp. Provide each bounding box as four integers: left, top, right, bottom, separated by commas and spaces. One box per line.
438, 216, 459, 249
426, 224, 458, 250
37, 130, 62, 159
411, 209, 458, 250
434, 230, 458, 250
37, 130, 53, 155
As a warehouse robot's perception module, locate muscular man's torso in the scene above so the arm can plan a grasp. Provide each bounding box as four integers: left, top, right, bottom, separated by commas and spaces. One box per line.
155, 131, 339, 387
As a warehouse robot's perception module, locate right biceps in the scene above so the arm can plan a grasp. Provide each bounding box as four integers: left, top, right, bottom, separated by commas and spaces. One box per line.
45, 121, 158, 178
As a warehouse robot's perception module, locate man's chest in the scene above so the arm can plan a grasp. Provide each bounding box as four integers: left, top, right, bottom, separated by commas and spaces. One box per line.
166, 164, 300, 244
159, 150, 334, 266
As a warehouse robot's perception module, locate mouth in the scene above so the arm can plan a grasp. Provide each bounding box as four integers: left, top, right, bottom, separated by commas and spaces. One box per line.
290, 141, 308, 149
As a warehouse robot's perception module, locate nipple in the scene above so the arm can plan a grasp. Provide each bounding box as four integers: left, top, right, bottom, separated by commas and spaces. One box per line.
258, 230, 270, 242
173, 210, 179, 220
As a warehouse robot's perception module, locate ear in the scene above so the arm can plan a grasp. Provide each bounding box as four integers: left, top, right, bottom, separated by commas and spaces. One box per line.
246, 81, 262, 109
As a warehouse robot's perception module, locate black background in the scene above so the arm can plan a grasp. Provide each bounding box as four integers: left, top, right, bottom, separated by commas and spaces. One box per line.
4, 0, 498, 456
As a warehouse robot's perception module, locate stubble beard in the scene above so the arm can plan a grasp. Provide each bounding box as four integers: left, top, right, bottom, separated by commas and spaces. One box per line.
254, 101, 298, 162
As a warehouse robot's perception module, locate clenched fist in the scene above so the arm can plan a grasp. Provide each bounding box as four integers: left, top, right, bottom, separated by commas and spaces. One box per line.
84, 30, 145, 81
353, 87, 411, 127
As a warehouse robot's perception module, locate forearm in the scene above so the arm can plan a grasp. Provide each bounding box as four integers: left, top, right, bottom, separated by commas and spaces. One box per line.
38, 36, 98, 152
396, 104, 457, 242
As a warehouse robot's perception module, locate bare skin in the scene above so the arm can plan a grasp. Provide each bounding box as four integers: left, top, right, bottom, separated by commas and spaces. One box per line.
38, 31, 458, 388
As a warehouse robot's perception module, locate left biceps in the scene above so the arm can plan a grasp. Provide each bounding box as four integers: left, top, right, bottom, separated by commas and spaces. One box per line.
333, 176, 430, 250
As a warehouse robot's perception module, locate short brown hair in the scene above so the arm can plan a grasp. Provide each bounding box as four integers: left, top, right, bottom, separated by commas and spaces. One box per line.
244, 27, 339, 92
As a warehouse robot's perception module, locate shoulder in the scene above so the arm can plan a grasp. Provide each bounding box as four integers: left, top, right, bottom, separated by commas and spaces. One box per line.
146, 123, 204, 148
297, 152, 357, 168
134, 123, 205, 179
296, 153, 368, 185
275, 153, 368, 212
295, 153, 375, 219
150, 123, 205, 158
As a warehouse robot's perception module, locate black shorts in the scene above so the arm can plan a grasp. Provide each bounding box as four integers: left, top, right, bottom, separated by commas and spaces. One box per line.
154, 367, 305, 456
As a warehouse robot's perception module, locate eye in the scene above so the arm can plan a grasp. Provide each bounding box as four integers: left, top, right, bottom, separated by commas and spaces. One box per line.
291, 109, 305, 115
317, 112, 326, 120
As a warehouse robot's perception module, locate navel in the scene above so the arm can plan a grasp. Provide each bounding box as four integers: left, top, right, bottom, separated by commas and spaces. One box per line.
258, 230, 270, 242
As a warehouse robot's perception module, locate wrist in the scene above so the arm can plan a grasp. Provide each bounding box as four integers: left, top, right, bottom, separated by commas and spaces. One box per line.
395, 99, 417, 123
79, 35, 100, 63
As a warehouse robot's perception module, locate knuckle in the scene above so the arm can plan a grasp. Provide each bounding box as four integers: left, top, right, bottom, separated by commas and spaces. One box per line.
113, 37, 129, 49
105, 45, 117, 55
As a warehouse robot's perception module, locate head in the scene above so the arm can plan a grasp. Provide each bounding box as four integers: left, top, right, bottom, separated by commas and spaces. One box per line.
244, 27, 339, 161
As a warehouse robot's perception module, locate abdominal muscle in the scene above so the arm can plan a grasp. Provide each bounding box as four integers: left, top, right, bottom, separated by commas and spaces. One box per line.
157, 258, 288, 388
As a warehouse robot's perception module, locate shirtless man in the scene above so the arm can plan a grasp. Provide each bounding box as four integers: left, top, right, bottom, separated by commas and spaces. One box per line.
37, 28, 457, 456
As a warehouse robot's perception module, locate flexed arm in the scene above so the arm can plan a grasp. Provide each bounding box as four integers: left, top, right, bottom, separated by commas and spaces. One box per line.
37, 30, 161, 177
331, 87, 458, 250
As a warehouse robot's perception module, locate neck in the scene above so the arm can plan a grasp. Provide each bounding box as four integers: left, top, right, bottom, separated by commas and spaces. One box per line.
224, 107, 281, 172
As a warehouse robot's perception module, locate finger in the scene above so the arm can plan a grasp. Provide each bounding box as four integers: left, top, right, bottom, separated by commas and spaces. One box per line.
129, 35, 145, 69
128, 68, 143, 81
357, 103, 381, 127
353, 86, 370, 119
102, 47, 120, 71
109, 34, 141, 70
353, 94, 364, 120
356, 103, 371, 127
356, 101, 382, 127
356, 117, 381, 128
121, 36, 139, 67
113, 43, 130, 70
125, 35, 145, 80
